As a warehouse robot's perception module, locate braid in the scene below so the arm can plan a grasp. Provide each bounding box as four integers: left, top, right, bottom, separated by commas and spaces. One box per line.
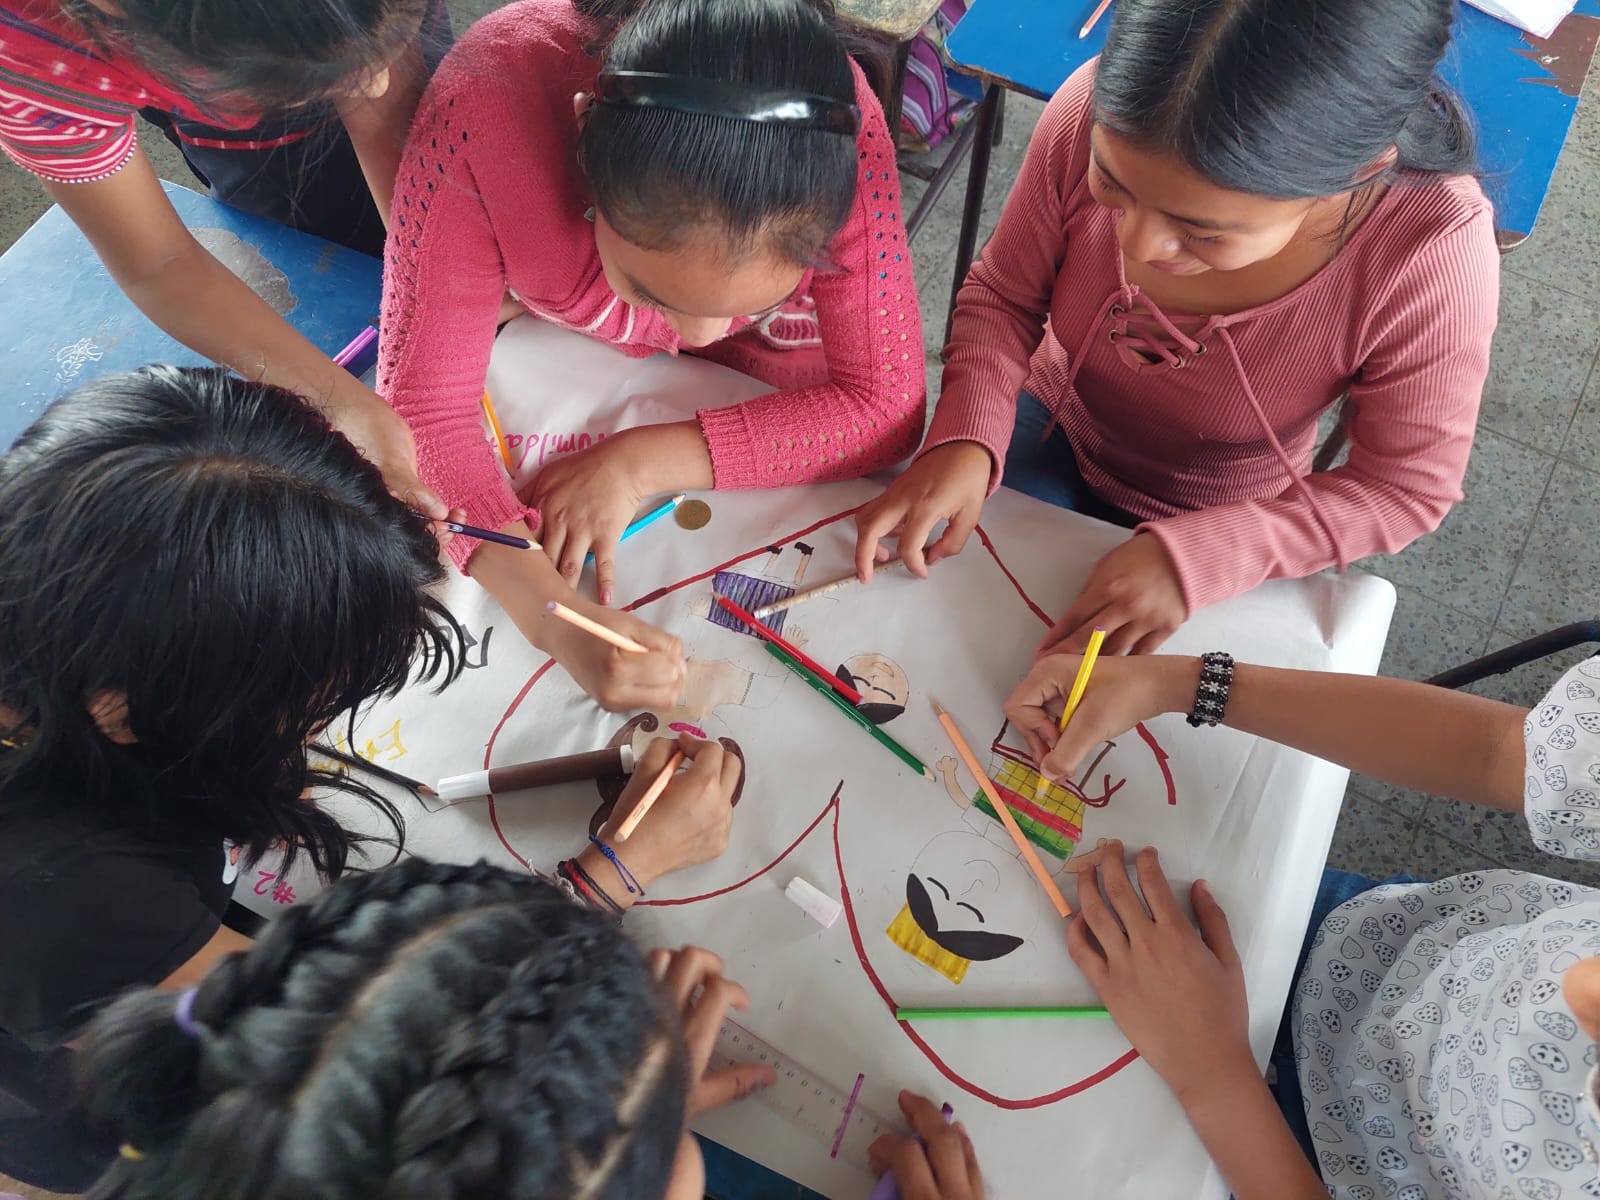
79, 859, 689, 1200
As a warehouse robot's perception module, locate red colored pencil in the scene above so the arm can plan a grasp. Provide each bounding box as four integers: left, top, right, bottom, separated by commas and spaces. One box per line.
712, 595, 864, 707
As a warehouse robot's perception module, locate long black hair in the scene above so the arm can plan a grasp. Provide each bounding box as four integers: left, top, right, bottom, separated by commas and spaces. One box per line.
576, 0, 860, 266
0, 366, 462, 878
78, 859, 689, 1200
61, 0, 429, 110
1093, 0, 1479, 199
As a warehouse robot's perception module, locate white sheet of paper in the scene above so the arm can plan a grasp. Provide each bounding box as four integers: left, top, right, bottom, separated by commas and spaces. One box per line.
1464, 0, 1576, 37
243, 320, 1396, 1198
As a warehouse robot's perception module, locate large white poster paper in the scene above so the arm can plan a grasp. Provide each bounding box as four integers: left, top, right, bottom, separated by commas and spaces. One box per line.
243, 320, 1395, 1198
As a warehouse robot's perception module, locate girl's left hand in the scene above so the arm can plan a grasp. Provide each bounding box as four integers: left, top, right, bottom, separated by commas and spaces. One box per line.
1067, 844, 1254, 1105
1036, 534, 1187, 658
651, 946, 775, 1115
522, 434, 648, 606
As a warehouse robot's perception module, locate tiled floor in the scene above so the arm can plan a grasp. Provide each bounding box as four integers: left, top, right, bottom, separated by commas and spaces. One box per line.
1, 12, 1598, 891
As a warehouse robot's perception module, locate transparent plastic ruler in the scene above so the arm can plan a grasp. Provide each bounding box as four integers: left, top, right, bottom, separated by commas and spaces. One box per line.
713, 1017, 898, 1168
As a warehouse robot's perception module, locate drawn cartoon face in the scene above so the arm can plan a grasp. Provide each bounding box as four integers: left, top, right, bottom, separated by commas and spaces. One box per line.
886, 831, 1036, 984
837, 653, 910, 725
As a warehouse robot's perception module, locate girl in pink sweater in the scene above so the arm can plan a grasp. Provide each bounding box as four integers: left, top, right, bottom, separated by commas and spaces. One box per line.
856, 0, 1500, 658
378, 0, 923, 712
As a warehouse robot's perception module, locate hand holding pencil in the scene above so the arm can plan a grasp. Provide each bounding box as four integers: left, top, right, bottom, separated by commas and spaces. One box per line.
539, 596, 685, 713
1003, 652, 1203, 782
590, 734, 743, 893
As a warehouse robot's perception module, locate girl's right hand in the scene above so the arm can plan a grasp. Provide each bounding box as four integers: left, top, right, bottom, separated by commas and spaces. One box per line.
543, 597, 685, 713
1003, 653, 1198, 783
854, 442, 993, 580
601, 734, 742, 883
868, 1091, 986, 1200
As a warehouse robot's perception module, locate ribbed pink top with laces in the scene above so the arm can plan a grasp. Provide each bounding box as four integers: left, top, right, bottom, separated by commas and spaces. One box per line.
377, 0, 924, 570
923, 63, 1501, 614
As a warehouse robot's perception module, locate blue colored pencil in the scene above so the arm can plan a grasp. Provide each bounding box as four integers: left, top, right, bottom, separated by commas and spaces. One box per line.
586, 494, 685, 563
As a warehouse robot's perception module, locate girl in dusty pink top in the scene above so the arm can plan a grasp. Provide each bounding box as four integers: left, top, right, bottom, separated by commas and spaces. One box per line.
856, 0, 1499, 658
379, 0, 923, 713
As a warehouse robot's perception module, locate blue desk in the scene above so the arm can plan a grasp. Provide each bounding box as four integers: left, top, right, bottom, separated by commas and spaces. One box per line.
939, 0, 1600, 331
0, 181, 383, 451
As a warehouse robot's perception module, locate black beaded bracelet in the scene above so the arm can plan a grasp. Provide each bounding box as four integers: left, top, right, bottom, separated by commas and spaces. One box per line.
1186, 652, 1235, 728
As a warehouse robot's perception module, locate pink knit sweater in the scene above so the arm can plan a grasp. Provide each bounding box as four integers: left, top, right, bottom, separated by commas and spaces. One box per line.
924, 63, 1500, 614
378, 0, 924, 569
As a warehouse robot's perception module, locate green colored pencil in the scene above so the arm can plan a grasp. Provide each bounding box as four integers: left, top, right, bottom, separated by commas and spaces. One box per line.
894, 1005, 1111, 1020
764, 643, 932, 779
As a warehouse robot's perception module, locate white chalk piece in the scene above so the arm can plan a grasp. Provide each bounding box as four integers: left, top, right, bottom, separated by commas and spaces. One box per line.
785, 876, 842, 928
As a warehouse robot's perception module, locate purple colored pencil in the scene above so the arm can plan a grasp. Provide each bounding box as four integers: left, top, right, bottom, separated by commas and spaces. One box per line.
830, 1072, 865, 1159
439, 519, 534, 550
332, 325, 378, 371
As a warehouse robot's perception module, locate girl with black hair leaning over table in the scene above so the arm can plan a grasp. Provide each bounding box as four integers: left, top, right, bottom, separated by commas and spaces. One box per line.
0, 367, 741, 1192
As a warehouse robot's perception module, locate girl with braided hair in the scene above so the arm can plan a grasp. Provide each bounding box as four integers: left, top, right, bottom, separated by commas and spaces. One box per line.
76, 858, 983, 1200
0, 368, 744, 1192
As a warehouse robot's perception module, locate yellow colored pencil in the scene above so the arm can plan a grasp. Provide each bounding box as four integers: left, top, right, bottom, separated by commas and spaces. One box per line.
482, 389, 514, 473
933, 701, 1072, 918
1033, 627, 1108, 802
1056, 627, 1108, 733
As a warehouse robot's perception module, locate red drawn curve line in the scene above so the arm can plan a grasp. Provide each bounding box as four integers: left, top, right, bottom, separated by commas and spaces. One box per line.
830, 790, 1141, 1108
623, 507, 859, 613
638, 783, 842, 907
484, 658, 558, 870
974, 525, 1051, 626
1137, 721, 1178, 805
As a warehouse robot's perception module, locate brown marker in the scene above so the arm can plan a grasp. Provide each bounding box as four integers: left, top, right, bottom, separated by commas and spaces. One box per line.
434, 745, 636, 802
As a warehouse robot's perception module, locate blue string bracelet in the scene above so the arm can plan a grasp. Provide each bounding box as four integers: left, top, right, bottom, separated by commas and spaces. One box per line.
589, 835, 644, 896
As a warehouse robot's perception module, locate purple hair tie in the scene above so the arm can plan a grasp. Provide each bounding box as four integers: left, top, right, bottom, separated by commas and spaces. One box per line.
174, 987, 201, 1038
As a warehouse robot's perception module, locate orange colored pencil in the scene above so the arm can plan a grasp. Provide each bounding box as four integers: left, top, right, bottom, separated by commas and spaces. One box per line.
1079, 0, 1112, 38
482, 389, 514, 473
545, 601, 648, 654
615, 751, 685, 840
933, 701, 1072, 918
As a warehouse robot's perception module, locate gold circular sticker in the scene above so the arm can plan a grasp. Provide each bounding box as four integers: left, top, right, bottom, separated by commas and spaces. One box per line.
675, 499, 712, 530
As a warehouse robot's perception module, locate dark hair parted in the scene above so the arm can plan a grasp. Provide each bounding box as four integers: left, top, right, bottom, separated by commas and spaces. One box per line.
576, 0, 859, 266
78, 859, 689, 1200
0, 366, 462, 878
61, 0, 428, 111
1093, 0, 1479, 199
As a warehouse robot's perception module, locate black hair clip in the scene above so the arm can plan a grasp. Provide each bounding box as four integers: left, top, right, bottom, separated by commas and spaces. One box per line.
594, 70, 860, 136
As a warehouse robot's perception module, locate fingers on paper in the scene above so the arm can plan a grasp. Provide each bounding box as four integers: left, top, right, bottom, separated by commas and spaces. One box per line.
1131, 847, 1184, 926
853, 499, 903, 582
692, 1062, 776, 1114
1097, 842, 1152, 929
925, 494, 981, 567
594, 543, 617, 607
1065, 911, 1109, 984
867, 1092, 983, 1200
1192, 880, 1240, 968
661, 944, 728, 1009
1074, 864, 1126, 960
